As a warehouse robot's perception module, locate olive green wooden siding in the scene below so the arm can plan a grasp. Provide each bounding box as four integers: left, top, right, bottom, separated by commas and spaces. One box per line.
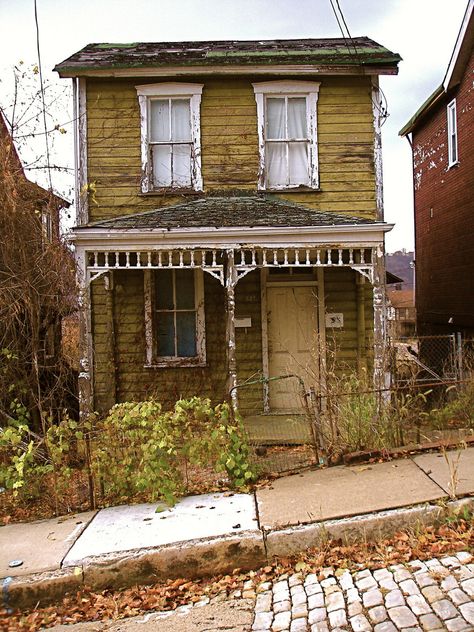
92, 271, 227, 412
324, 268, 374, 375
85, 75, 377, 221
91, 268, 373, 413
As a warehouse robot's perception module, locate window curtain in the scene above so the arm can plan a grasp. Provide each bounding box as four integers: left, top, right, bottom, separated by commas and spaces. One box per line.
150, 99, 192, 187
266, 97, 309, 188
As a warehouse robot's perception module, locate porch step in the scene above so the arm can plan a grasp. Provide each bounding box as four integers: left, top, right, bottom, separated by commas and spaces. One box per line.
243, 414, 313, 445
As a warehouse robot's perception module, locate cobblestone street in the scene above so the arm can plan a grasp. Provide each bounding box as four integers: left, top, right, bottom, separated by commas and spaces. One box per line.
249, 551, 474, 631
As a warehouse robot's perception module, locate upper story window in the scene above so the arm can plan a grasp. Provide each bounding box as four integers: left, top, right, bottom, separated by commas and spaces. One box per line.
136, 83, 203, 192
447, 99, 458, 167
253, 81, 320, 190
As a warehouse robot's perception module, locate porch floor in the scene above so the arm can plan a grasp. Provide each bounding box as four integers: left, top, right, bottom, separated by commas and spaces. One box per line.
243, 414, 312, 445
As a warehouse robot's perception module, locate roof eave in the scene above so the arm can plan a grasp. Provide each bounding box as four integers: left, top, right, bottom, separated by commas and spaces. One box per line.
399, 84, 444, 136
443, 0, 474, 91
55, 62, 400, 79
70, 222, 394, 250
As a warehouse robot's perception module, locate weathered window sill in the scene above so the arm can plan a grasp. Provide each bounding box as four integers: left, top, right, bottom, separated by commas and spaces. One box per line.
144, 361, 207, 369
258, 187, 321, 194
139, 189, 203, 197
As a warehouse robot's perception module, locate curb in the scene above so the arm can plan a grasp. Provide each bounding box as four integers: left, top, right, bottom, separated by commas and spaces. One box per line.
4, 496, 473, 611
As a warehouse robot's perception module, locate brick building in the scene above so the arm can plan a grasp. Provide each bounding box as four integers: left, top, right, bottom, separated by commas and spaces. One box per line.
400, 1, 474, 337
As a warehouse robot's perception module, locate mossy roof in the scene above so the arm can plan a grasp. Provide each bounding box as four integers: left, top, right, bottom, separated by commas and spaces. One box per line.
55, 37, 400, 75
81, 195, 381, 230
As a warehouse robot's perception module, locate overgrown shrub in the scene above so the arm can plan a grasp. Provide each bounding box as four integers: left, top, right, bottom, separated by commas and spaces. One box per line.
427, 380, 474, 429
92, 397, 257, 506
1, 396, 257, 514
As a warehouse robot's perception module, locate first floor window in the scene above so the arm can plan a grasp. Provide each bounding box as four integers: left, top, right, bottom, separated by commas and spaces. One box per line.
144, 268, 205, 365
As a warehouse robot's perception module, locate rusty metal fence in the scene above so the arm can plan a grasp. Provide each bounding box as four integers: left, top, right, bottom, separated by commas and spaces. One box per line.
238, 334, 474, 476
390, 334, 464, 385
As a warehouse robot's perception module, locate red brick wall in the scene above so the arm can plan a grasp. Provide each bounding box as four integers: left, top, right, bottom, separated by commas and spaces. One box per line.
412, 48, 474, 335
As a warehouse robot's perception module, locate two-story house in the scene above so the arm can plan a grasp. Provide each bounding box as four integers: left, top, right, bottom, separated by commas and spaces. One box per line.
400, 1, 473, 337
55, 38, 400, 419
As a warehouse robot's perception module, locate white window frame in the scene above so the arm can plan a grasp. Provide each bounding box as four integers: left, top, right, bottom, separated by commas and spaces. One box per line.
136, 83, 204, 192
144, 268, 206, 367
447, 98, 458, 167
252, 80, 320, 190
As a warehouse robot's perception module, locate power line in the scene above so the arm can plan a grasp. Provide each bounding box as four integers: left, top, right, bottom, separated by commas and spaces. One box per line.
328, 0, 389, 124
34, 0, 53, 191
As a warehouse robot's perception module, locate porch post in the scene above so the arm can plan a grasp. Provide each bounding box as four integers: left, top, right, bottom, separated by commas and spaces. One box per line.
76, 247, 93, 419
225, 249, 238, 408
373, 244, 389, 398
356, 274, 367, 373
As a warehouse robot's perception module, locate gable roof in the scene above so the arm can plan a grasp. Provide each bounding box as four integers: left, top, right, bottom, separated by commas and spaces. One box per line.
0, 113, 70, 209
400, 0, 473, 136
80, 195, 382, 231
55, 37, 400, 78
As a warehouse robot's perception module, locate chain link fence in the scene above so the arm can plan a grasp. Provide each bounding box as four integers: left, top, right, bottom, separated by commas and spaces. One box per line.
239, 334, 474, 476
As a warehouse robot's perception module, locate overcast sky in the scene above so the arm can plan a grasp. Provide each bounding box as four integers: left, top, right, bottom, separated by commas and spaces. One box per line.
0, 0, 468, 251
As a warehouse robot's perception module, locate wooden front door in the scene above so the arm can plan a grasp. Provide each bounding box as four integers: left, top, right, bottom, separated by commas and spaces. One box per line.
267, 285, 318, 411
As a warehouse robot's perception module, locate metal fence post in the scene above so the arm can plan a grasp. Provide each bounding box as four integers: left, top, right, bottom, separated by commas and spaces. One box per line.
457, 332, 464, 384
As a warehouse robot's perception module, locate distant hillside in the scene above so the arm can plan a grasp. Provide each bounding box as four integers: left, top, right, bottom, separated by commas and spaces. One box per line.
386, 250, 415, 290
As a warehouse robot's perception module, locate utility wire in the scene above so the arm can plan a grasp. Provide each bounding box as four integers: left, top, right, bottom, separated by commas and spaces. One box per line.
34, 0, 53, 191
328, 0, 389, 124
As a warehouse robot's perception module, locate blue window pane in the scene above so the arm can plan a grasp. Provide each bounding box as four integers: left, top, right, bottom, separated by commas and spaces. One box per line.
155, 270, 174, 309
157, 313, 175, 356
175, 270, 195, 309
176, 312, 197, 357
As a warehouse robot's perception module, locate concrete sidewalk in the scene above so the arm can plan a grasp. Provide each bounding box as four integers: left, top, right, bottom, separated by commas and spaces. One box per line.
2, 447, 474, 610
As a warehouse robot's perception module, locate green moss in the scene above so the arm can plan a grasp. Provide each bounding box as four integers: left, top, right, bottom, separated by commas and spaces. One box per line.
94, 43, 138, 49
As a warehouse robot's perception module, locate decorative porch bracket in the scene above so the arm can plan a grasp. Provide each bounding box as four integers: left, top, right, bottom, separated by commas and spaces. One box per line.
350, 265, 374, 284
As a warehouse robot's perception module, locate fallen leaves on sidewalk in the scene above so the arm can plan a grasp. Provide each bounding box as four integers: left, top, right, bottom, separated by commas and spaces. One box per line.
1, 514, 472, 632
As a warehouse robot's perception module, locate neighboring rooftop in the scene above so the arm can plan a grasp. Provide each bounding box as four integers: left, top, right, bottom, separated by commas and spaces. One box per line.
400, 0, 473, 136
55, 37, 400, 77
79, 195, 383, 231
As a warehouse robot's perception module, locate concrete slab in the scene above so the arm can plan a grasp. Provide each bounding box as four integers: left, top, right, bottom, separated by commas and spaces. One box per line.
413, 447, 474, 497
0, 512, 95, 579
256, 459, 445, 530
63, 493, 258, 566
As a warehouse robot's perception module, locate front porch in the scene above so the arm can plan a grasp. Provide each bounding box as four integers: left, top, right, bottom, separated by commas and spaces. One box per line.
72, 195, 392, 423
76, 243, 386, 418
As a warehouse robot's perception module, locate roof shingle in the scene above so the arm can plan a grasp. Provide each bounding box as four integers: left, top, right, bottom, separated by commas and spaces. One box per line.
55, 38, 400, 75
82, 195, 382, 231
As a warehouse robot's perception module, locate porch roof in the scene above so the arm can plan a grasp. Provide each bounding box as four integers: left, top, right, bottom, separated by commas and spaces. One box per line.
80, 196, 382, 231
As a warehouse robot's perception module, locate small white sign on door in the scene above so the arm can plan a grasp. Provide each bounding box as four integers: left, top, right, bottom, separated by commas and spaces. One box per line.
325, 313, 344, 328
